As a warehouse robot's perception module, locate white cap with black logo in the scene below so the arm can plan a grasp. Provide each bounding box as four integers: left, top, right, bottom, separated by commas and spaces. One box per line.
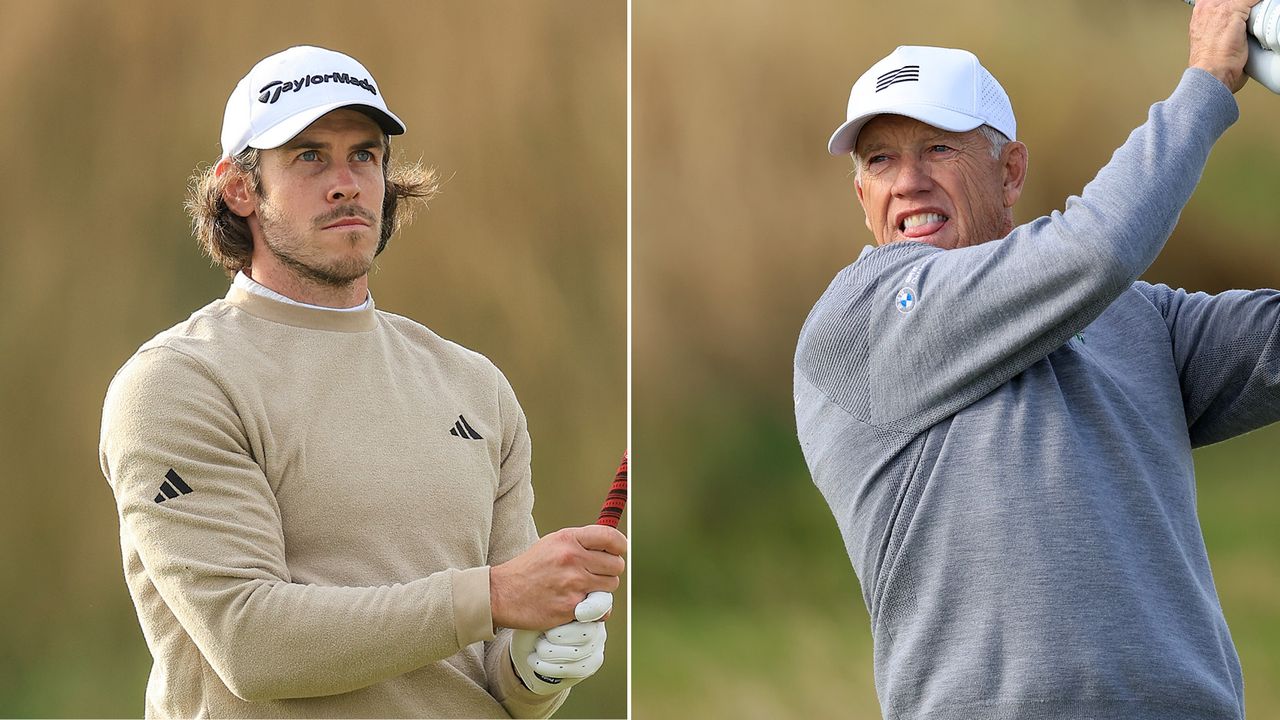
827, 45, 1015, 156
220, 45, 406, 160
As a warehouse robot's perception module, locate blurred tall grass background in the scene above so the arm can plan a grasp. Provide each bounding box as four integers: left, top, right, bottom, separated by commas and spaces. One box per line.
0, 2, 625, 718
635, 1, 1280, 717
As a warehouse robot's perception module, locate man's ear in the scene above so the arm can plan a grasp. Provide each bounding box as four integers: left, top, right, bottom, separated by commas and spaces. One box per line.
216, 157, 257, 218
1001, 141, 1029, 210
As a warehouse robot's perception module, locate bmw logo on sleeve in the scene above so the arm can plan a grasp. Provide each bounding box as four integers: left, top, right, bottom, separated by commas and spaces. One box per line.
895, 287, 917, 314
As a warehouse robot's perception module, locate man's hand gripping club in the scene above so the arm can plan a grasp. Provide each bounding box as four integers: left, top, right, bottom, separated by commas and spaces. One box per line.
1188, 0, 1267, 92
490, 525, 627, 695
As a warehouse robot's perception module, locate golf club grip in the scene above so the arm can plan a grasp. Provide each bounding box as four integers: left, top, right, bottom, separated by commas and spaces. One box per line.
595, 452, 628, 527
1245, 34, 1280, 93
518, 454, 628, 687
1183, 0, 1280, 94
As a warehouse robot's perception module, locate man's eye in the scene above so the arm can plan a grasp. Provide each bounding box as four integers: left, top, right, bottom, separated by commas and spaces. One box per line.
354, 149, 375, 162
929, 145, 952, 153
299, 150, 320, 161
867, 154, 888, 165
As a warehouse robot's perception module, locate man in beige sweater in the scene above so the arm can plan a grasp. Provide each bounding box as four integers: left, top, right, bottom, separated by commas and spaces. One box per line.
98, 46, 626, 718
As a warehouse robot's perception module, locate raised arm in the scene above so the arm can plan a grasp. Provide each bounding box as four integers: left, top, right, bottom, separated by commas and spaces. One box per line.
800, 2, 1266, 433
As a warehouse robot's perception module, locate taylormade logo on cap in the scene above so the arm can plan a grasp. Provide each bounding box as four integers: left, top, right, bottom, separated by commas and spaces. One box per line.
256, 72, 378, 105
220, 45, 405, 160
827, 45, 1015, 156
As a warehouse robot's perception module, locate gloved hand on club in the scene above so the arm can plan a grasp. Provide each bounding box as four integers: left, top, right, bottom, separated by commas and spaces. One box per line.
510, 591, 612, 695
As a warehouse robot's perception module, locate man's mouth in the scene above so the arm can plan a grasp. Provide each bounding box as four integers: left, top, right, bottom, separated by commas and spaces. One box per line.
899, 212, 949, 239
322, 217, 372, 230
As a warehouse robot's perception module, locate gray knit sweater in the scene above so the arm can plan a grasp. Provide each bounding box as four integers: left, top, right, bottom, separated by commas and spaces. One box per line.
795, 68, 1280, 719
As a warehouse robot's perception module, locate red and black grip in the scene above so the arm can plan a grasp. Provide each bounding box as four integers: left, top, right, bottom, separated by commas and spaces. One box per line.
595, 452, 628, 528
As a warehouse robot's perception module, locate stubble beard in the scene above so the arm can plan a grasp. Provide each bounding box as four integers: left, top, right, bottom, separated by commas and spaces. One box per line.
258, 200, 379, 288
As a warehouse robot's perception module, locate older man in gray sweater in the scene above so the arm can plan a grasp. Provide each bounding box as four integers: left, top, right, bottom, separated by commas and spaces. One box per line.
794, 1, 1277, 717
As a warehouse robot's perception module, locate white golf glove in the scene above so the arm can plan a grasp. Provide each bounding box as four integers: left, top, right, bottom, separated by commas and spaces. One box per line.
510, 591, 612, 695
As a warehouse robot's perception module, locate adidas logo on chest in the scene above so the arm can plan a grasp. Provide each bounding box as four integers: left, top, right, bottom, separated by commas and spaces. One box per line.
448, 414, 484, 440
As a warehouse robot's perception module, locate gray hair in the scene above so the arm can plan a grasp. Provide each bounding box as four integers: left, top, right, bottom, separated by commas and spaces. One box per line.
851, 123, 1010, 180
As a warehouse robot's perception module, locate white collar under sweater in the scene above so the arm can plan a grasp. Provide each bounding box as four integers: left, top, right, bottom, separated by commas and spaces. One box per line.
233, 270, 372, 313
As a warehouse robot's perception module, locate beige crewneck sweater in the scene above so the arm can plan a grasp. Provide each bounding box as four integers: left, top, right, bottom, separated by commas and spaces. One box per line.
99, 286, 567, 718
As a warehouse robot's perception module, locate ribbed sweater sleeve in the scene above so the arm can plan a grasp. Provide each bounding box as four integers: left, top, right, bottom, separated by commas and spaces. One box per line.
100, 344, 493, 703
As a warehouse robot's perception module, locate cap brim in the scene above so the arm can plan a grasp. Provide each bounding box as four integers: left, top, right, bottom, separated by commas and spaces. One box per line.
827, 104, 985, 156
250, 100, 406, 151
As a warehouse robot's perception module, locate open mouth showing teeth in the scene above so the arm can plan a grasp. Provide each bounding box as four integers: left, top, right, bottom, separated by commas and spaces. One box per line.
900, 212, 949, 231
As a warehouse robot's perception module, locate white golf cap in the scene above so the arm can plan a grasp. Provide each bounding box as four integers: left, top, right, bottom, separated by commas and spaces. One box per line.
827, 45, 1015, 156
220, 45, 405, 160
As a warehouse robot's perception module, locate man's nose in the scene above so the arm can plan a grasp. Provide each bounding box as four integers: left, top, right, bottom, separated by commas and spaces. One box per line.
891, 156, 933, 196
328, 162, 360, 202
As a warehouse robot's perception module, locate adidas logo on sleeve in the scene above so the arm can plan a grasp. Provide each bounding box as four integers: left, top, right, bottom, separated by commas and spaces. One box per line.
154, 469, 193, 503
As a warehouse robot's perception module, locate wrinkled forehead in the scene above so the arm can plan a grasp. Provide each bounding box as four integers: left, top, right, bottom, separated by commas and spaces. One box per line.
853, 114, 975, 154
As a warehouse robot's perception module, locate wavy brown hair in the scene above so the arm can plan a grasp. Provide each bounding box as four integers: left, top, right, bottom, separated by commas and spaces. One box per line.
185, 138, 439, 277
